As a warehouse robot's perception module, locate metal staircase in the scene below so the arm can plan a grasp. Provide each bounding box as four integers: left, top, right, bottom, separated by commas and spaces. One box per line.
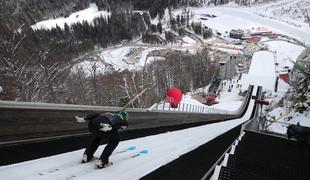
208, 130, 310, 180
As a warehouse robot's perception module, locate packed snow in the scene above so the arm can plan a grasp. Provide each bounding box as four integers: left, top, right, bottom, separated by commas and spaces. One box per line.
213, 78, 244, 111
99, 46, 165, 71
241, 51, 276, 91
32, 3, 110, 30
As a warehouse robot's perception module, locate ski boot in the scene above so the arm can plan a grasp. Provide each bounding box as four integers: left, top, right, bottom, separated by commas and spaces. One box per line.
81, 154, 94, 163
96, 159, 113, 169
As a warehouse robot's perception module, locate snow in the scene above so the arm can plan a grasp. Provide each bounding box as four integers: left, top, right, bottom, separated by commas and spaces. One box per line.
100, 46, 133, 70
189, 6, 310, 45
150, 94, 231, 114
182, 36, 197, 44
249, 51, 276, 76
71, 60, 106, 76
0, 88, 256, 180
145, 57, 165, 64
259, 41, 308, 134
172, 47, 196, 54
150, 76, 247, 113
213, 78, 244, 111
213, 43, 244, 50
241, 51, 276, 91
255, 0, 310, 28
138, 47, 166, 66
212, 47, 243, 55
212, 101, 243, 112
100, 46, 165, 71
266, 107, 310, 134
277, 78, 289, 93
31, 3, 110, 30
160, 8, 172, 29
148, 8, 171, 29
3, 1, 310, 178
150, 15, 160, 25
264, 40, 305, 72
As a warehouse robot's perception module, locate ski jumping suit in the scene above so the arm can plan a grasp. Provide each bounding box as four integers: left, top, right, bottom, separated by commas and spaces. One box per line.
84, 113, 128, 164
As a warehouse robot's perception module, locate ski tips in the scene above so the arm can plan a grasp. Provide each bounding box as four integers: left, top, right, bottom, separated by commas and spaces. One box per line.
127, 146, 136, 150
139, 150, 148, 154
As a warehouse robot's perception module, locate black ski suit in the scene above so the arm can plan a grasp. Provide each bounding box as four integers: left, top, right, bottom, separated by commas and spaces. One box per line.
83, 113, 128, 164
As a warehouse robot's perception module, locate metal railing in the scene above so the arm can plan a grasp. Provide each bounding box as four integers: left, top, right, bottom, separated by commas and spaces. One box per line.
200, 86, 260, 179
260, 119, 292, 135
201, 134, 243, 180
147, 101, 231, 114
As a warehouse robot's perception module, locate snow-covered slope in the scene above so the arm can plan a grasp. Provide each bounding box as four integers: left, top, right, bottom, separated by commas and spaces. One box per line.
31, 3, 110, 30
255, 0, 310, 25
264, 40, 305, 71
188, 5, 310, 45
241, 51, 276, 91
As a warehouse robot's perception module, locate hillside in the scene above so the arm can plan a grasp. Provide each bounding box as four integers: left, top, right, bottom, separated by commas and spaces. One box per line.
0, 0, 309, 108
0, 0, 90, 29
255, 0, 310, 28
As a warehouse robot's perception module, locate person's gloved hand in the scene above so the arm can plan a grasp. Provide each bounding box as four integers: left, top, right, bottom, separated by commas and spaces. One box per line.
99, 123, 112, 132
75, 116, 86, 123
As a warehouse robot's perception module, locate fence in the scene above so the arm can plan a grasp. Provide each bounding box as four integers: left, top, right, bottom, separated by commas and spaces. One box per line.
147, 101, 231, 114
260, 119, 292, 133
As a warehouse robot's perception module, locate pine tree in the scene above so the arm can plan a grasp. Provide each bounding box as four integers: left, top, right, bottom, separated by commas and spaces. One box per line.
157, 22, 163, 34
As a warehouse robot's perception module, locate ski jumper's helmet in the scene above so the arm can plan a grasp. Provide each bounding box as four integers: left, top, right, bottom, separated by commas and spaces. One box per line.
116, 111, 129, 122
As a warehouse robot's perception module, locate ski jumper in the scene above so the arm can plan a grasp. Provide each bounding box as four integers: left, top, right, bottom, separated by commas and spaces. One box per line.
84, 113, 128, 164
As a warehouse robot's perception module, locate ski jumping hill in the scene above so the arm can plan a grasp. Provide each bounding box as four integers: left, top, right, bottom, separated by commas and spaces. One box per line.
0, 85, 258, 180
241, 51, 276, 92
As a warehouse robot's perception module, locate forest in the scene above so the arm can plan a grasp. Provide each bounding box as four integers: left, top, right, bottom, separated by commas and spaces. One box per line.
0, 0, 276, 30
0, 0, 274, 106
